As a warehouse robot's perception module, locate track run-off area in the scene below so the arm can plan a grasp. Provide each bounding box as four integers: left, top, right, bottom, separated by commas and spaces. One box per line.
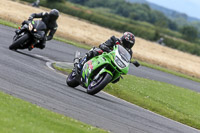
0, 24, 199, 133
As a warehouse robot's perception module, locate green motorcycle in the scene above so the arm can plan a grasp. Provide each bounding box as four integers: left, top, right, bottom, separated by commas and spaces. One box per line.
66, 45, 140, 95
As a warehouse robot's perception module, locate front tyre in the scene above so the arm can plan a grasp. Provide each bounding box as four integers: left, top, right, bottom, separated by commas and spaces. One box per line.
9, 33, 29, 50
87, 73, 112, 95
66, 71, 80, 87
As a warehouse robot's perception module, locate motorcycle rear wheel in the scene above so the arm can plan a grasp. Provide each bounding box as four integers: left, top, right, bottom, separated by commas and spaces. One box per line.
66, 71, 80, 87
9, 33, 29, 50
87, 72, 112, 95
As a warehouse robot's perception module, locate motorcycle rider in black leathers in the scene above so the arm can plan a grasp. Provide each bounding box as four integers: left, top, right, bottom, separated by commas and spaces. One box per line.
16, 9, 59, 50
77, 32, 135, 83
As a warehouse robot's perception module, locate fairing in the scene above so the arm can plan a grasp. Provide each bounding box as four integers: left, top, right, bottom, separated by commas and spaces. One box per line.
32, 20, 47, 31
81, 45, 130, 87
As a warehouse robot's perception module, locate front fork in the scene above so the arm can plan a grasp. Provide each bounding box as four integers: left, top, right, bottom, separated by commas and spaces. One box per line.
92, 66, 113, 85
73, 51, 81, 73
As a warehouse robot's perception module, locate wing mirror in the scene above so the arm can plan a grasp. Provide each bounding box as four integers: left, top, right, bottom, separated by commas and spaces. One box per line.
131, 61, 140, 67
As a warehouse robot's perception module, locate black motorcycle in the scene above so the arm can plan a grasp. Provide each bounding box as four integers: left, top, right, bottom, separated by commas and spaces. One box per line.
9, 20, 46, 51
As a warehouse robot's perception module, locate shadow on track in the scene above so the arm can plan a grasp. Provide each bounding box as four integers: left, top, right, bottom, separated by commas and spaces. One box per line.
71, 86, 127, 107
94, 93, 130, 107
14, 50, 50, 62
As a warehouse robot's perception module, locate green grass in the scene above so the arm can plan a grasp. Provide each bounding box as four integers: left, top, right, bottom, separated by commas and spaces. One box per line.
104, 75, 200, 129
0, 18, 18, 29
54, 66, 200, 129
0, 91, 107, 133
52, 63, 73, 74
54, 37, 91, 50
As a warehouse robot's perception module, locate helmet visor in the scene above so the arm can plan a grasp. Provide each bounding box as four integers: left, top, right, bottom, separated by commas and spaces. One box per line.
123, 40, 134, 49
49, 14, 58, 21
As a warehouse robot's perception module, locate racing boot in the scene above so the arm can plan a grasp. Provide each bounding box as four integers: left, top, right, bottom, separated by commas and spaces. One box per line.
76, 49, 95, 74
28, 44, 34, 51
35, 43, 46, 49
77, 56, 88, 74
15, 29, 21, 35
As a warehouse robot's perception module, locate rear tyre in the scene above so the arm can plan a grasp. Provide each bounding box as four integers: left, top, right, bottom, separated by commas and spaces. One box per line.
9, 33, 29, 50
87, 73, 112, 95
66, 71, 80, 87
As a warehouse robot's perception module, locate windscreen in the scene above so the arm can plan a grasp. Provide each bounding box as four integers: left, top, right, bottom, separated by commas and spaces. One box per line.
118, 45, 131, 62
33, 20, 47, 31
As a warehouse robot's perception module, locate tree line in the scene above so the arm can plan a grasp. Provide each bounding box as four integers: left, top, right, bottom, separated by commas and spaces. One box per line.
68, 0, 177, 30
68, 0, 199, 42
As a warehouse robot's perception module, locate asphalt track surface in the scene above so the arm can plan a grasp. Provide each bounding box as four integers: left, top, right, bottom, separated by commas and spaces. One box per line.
0, 24, 200, 133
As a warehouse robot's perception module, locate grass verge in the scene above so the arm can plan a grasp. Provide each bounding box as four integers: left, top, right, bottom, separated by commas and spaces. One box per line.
0, 19, 18, 28
139, 61, 200, 83
0, 91, 107, 133
52, 63, 73, 74
54, 67, 200, 130
104, 75, 200, 130
54, 37, 91, 50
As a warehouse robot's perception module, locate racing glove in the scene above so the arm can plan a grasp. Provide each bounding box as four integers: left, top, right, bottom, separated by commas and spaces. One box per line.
99, 43, 112, 52
28, 16, 33, 21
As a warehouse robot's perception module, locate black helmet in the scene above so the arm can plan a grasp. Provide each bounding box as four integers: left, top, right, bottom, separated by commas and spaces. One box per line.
49, 9, 59, 21
120, 32, 135, 49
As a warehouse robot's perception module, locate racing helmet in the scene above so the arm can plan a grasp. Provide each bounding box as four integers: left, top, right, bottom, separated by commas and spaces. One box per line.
120, 32, 135, 49
49, 9, 59, 21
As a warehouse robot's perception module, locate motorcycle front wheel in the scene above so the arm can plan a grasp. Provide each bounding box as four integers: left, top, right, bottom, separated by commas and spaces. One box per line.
87, 72, 112, 95
9, 33, 29, 50
66, 71, 80, 87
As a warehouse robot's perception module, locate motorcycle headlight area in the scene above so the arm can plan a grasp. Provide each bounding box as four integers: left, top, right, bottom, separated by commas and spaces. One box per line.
115, 56, 126, 68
